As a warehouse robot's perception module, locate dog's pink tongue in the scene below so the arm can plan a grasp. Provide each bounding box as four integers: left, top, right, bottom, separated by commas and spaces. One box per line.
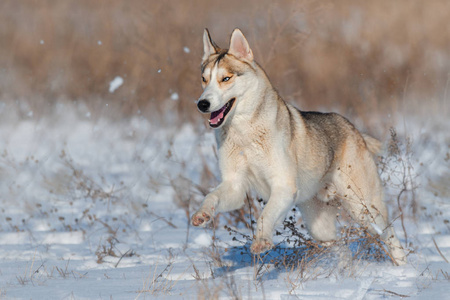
209, 106, 227, 125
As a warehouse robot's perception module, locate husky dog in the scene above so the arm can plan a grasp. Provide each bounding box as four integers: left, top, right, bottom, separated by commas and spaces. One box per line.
191, 28, 407, 265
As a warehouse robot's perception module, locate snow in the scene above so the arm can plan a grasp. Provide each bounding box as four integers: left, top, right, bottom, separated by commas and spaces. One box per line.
170, 92, 179, 101
109, 76, 123, 93
0, 103, 449, 299
194, 233, 213, 247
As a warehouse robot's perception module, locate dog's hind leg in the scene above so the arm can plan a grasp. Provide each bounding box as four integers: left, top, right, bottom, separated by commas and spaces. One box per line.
360, 192, 407, 266
297, 197, 338, 243
335, 159, 407, 265
342, 191, 407, 265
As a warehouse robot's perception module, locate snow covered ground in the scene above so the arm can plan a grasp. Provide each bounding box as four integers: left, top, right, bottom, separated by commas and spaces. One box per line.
0, 102, 449, 299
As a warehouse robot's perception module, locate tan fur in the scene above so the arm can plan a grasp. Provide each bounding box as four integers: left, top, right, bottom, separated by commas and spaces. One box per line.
191, 29, 407, 265
362, 133, 383, 155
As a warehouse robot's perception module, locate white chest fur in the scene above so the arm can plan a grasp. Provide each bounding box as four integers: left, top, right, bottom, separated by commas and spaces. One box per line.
217, 124, 277, 200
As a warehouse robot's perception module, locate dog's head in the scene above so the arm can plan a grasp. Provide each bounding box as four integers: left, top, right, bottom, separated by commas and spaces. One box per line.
197, 28, 256, 129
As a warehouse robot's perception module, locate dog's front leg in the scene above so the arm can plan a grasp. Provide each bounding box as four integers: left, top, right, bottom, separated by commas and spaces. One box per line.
251, 188, 296, 254
191, 180, 246, 227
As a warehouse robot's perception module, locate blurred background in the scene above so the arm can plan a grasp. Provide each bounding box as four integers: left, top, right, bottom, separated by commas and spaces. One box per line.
0, 0, 449, 129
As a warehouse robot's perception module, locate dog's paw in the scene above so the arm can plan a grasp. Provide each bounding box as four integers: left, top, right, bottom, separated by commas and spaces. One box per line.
250, 238, 274, 254
319, 240, 335, 247
191, 211, 212, 227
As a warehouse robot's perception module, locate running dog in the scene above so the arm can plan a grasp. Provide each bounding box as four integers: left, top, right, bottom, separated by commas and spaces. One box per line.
191, 28, 407, 265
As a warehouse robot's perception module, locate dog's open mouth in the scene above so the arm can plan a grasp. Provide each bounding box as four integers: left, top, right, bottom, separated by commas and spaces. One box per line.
209, 98, 236, 128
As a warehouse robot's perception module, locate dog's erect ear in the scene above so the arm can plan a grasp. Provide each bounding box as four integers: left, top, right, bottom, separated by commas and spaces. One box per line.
228, 29, 253, 62
203, 29, 219, 62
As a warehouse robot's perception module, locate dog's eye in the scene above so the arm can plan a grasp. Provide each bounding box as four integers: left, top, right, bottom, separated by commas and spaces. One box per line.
222, 76, 231, 82
202, 76, 207, 83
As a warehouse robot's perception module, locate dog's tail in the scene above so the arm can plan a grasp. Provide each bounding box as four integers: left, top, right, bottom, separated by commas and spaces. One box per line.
362, 134, 383, 155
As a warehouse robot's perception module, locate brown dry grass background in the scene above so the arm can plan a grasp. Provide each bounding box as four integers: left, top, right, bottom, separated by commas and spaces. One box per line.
1, 0, 449, 126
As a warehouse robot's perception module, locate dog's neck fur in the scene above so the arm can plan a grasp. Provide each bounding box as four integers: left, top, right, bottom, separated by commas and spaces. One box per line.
216, 61, 290, 147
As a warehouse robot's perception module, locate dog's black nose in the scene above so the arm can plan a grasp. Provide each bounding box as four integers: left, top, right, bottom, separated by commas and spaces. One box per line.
197, 100, 210, 112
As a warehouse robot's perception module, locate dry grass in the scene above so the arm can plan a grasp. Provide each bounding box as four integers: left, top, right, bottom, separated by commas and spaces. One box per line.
135, 255, 185, 298
0, 0, 448, 126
